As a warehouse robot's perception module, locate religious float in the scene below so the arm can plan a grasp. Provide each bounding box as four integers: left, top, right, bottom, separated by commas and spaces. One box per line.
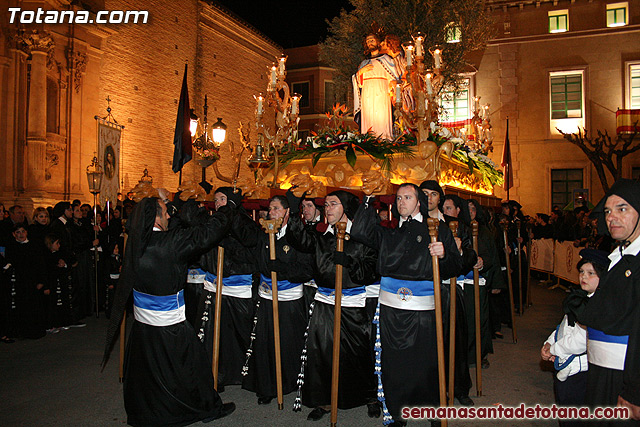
131, 33, 504, 210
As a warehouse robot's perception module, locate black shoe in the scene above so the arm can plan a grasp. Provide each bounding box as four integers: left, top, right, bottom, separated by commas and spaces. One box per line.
70, 322, 86, 328
367, 401, 381, 418
456, 395, 474, 406
493, 332, 504, 339
257, 396, 273, 405
307, 407, 330, 421
216, 385, 225, 393
481, 358, 490, 369
430, 420, 441, 427
1, 336, 15, 344
203, 402, 235, 422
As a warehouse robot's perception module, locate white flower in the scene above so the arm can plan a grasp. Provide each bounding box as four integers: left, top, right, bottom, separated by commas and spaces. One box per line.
347, 132, 355, 138
449, 137, 464, 144
312, 139, 321, 149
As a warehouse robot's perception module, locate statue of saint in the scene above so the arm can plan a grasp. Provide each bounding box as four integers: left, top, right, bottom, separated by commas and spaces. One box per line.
352, 32, 400, 140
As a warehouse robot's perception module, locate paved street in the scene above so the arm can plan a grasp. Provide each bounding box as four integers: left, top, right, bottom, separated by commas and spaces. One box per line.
0, 280, 565, 426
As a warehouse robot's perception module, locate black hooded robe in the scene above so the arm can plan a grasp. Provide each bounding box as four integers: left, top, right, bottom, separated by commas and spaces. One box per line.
120, 203, 230, 427
287, 209, 378, 410
351, 190, 463, 423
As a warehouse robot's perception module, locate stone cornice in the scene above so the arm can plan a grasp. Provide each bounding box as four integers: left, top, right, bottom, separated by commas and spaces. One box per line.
488, 22, 640, 44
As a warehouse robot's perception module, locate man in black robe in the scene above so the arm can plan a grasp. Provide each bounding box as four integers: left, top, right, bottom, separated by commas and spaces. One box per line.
195, 187, 259, 388
422, 182, 477, 406
578, 179, 640, 424
351, 183, 463, 426
287, 189, 378, 421
241, 195, 314, 405
102, 197, 235, 426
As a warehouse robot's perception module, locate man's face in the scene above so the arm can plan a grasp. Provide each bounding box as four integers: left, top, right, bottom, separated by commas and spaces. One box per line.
155, 200, 170, 231
63, 206, 73, 219
365, 35, 379, 51
13, 227, 27, 242
421, 189, 441, 213
213, 192, 228, 211
468, 202, 477, 221
301, 200, 318, 222
324, 196, 346, 226
605, 194, 640, 242
397, 186, 420, 219
442, 199, 460, 218
81, 205, 90, 217
268, 199, 289, 223
10, 207, 24, 223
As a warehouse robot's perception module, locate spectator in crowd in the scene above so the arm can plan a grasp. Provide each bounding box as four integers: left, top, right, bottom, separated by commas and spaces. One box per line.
541, 249, 608, 427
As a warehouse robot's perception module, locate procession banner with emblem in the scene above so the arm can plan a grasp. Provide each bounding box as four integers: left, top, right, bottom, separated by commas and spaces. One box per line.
96, 118, 123, 206
529, 239, 554, 273
553, 241, 581, 284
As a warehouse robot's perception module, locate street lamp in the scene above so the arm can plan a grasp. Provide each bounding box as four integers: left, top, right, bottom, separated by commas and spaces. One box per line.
86, 154, 103, 318
211, 117, 227, 145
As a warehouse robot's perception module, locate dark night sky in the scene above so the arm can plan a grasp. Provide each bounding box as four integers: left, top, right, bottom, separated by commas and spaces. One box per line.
214, 0, 352, 48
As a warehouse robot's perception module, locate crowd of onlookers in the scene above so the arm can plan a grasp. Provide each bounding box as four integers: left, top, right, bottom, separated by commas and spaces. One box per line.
529, 204, 614, 252
0, 195, 134, 343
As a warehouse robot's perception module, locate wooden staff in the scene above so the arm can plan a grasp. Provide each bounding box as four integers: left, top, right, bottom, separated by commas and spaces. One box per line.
447, 221, 458, 407
471, 221, 482, 396
500, 219, 518, 344
259, 218, 285, 410
212, 246, 225, 391
330, 222, 347, 427
427, 218, 448, 427
119, 233, 128, 383
515, 219, 523, 316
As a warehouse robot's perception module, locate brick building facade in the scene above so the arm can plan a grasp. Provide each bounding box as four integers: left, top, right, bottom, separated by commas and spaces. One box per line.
0, 0, 281, 210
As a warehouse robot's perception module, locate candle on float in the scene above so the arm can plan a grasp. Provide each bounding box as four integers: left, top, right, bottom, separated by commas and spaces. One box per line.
278, 55, 286, 76
270, 65, 277, 86
473, 96, 480, 113
415, 37, 423, 57
405, 45, 414, 67
291, 96, 299, 115
483, 105, 490, 119
256, 95, 264, 115
395, 83, 402, 104
433, 49, 442, 69
425, 72, 433, 95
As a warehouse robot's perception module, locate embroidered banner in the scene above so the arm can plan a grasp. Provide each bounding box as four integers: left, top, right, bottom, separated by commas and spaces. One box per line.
96, 118, 123, 206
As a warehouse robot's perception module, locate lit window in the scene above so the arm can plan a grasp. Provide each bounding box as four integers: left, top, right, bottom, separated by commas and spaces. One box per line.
441, 79, 470, 122
550, 70, 585, 135
549, 10, 569, 33
445, 22, 462, 44
606, 2, 628, 27
630, 64, 640, 108
551, 74, 582, 119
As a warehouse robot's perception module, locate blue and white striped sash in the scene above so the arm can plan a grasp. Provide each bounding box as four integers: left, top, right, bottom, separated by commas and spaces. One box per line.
366, 281, 380, 298
203, 272, 252, 298
379, 276, 435, 311
133, 289, 185, 326
587, 327, 629, 370
258, 274, 303, 301
315, 285, 366, 307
